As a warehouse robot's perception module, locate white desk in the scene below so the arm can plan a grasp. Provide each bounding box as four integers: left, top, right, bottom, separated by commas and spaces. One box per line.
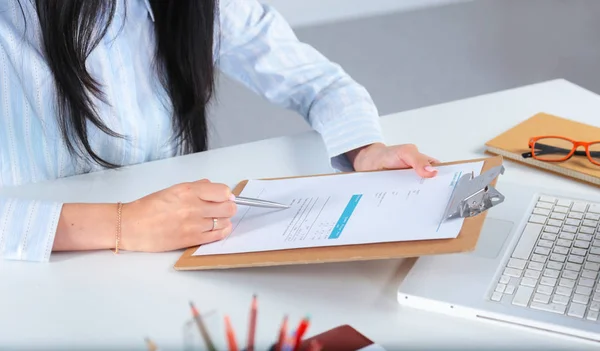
1, 79, 599, 350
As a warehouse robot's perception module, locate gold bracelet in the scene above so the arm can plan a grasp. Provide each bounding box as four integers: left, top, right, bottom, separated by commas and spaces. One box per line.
114, 202, 123, 254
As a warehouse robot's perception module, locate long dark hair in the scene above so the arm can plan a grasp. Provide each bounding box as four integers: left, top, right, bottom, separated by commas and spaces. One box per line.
26, 0, 217, 168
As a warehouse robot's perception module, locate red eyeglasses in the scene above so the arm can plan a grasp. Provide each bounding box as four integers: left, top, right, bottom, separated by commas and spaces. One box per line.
521, 136, 600, 166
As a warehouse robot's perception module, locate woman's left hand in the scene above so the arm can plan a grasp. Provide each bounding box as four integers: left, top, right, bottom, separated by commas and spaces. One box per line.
348, 142, 440, 178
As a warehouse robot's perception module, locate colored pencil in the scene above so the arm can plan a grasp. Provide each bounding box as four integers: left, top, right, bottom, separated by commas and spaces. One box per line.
247, 294, 258, 351
224, 315, 239, 351
189, 301, 216, 351
276, 315, 288, 351
291, 316, 310, 351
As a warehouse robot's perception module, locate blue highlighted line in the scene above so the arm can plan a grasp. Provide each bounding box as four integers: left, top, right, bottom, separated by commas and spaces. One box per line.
328, 194, 362, 239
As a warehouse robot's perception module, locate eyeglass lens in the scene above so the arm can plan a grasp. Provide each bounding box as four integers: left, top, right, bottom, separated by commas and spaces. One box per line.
532, 137, 574, 161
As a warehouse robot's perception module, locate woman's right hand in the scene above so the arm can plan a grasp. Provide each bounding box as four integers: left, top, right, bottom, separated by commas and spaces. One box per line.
120, 179, 237, 252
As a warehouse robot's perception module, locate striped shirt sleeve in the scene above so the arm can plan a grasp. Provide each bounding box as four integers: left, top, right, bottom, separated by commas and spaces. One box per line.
216, 0, 385, 171
0, 197, 63, 262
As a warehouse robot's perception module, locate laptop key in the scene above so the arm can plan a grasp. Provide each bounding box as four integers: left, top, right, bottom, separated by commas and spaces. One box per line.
552, 294, 569, 305
525, 269, 541, 279
565, 262, 582, 272
568, 212, 584, 220
529, 215, 547, 224
511, 223, 543, 260
540, 277, 557, 287
589, 203, 600, 214
590, 301, 600, 312
574, 240, 590, 249
556, 286, 573, 296
579, 278, 596, 288
557, 199, 572, 207
520, 278, 537, 287
533, 208, 551, 216
587, 311, 599, 322
528, 262, 544, 271
512, 286, 534, 307
537, 285, 553, 295
530, 301, 566, 314
533, 293, 550, 304
505, 285, 516, 295
571, 248, 587, 257
553, 206, 569, 214
541, 232, 557, 241
547, 261, 563, 271
584, 262, 600, 271
553, 246, 569, 255
588, 254, 600, 263
491, 292, 502, 301
567, 303, 587, 318
575, 286, 593, 296
507, 258, 527, 270
562, 270, 579, 280
581, 270, 598, 280
573, 294, 590, 305
572, 202, 588, 212
503, 267, 522, 278
587, 213, 600, 221
559, 232, 575, 241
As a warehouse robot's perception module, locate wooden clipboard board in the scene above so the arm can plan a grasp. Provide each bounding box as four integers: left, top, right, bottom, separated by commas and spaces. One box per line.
174, 155, 504, 270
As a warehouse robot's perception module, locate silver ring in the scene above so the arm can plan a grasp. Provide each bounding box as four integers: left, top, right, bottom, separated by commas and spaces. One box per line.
212, 218, 218, 231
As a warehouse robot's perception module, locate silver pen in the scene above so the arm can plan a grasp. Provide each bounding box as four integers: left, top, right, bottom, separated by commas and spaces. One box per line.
233, 196, 290, 209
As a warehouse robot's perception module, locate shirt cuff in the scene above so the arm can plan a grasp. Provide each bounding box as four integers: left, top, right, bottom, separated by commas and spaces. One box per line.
0, 197, 63, 262
318, 112, 386, 173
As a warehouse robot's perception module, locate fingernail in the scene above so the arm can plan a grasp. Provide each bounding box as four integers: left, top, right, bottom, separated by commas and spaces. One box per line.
425, 166, 437, 172
229, 194, 236, 201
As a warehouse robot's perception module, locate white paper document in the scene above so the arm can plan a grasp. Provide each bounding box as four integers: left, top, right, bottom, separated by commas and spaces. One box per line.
193, 161, 485, 256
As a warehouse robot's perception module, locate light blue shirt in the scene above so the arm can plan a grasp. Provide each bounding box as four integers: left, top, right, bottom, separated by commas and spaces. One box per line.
0, 0, 384, 262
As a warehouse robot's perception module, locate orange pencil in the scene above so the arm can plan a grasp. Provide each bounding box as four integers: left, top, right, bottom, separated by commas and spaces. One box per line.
224, 315, 239, 351
247, 294, 258, 351
276, 315, 288, 351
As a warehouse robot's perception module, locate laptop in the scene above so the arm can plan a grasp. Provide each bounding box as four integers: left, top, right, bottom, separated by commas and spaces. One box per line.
396, 180, 600, 342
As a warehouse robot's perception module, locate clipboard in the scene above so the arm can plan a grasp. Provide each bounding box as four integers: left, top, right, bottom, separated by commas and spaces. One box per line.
174, 155, 505, 270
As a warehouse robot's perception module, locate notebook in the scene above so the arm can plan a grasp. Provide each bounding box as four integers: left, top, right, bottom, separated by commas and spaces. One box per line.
484, 112, 600, 186
295, 325, 383, 351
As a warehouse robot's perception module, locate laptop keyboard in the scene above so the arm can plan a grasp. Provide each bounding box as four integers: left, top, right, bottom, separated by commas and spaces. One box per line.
490, 195, 600, 322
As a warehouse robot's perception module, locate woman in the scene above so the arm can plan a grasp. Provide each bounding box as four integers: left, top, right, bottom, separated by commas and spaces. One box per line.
0, 0, 438, 262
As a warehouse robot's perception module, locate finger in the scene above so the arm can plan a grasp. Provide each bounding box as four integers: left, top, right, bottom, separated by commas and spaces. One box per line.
199, 200, 237, 219
193, 181, 233, 202
402, 151, 438, 178
198, 222, 234, 245
200, 217, 232, 233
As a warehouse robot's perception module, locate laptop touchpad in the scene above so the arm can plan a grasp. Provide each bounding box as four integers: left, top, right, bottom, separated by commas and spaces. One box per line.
469, 218, 513, 259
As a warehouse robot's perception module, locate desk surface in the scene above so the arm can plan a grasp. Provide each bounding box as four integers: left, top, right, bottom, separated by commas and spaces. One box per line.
1, 79, 599, 350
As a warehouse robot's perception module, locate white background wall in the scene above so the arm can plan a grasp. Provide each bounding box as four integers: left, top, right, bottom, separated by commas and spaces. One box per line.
260, 0, 471, 27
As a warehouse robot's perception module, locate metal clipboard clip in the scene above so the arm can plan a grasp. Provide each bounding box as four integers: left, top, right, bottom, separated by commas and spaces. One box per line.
441, 165, 506, 221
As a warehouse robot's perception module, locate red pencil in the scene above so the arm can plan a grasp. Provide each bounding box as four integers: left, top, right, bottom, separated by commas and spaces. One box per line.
224, 315, 238, 351
291, 316, 310, 351
247, 294, 258, 351
276, 315, 288, 351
